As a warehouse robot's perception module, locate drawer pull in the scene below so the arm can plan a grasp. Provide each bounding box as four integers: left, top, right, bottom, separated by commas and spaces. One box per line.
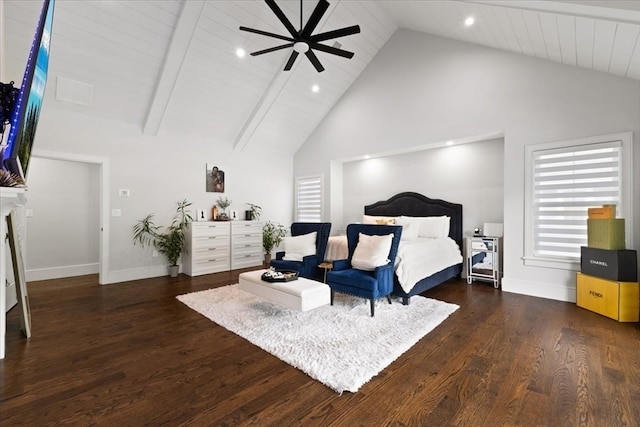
208, 236, 216, 239
245, 234, 252, 237
244, 254, 251, 258
209, 248, 216, 251
245, 244, 251, 247
208, 259, 216, 262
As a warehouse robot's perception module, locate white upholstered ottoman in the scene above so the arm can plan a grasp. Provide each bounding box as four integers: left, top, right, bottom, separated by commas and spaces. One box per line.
238, 269, 330, 312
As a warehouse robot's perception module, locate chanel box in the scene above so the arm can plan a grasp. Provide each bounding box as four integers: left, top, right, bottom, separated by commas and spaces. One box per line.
580, 246, 637, 282
576, 273, 639, 322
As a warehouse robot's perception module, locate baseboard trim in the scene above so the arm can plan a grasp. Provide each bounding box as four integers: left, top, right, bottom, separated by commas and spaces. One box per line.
26, 263, 99, 282
100, 265, 178, 285
501, 276, 576, 303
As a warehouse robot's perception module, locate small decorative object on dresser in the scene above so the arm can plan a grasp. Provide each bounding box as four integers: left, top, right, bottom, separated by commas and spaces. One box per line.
247, 203, 262, 220
215, 196, 231, 220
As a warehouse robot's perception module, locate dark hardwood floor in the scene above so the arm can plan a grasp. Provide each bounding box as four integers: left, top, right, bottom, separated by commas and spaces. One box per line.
1, 270, 638, 426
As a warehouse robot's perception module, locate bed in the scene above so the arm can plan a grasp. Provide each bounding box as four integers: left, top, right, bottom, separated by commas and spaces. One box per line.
326, 192, 466, 304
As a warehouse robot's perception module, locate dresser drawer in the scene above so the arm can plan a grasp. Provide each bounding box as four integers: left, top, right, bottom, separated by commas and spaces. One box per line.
232, 233, 261, 246
193, 234, 230, 250
232, 252, 263, 269
191, 258, 230, 275
232, 221, 262, 235
192, 245, 230, 262
191, 222, 230, 237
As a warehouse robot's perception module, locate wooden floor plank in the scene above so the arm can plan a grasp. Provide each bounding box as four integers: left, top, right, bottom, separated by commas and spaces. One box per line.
1, 272, 639, 426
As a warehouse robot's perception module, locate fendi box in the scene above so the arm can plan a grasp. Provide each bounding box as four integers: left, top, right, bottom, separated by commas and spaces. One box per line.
576, 273, 639, 322
587, 218, 625, 249
580, 246, 637, 282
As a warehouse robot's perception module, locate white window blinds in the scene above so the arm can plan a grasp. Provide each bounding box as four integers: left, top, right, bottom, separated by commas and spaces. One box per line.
532, 140, 622, 260
296, 176, 322, 222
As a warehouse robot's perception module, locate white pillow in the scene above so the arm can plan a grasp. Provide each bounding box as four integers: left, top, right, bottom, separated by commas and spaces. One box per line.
282, 231, 317, 262
400, 215, 450, 238
351, 233, 394, 271
421, 216, 450, 238
394, 217, 419, 240
362, 215, 397, 225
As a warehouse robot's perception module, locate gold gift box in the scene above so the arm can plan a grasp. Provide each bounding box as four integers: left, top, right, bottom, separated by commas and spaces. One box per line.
587, 218, 625, 250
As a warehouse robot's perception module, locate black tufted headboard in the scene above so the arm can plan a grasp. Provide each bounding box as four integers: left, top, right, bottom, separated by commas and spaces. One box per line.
364, 192, 463, 250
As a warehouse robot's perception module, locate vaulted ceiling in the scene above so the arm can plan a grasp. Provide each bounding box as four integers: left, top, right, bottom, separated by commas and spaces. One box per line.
2, 1, 639, 154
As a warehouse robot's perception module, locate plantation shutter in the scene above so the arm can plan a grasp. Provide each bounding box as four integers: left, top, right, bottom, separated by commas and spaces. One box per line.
532, 141, 622, 259
296, 176, 322, 222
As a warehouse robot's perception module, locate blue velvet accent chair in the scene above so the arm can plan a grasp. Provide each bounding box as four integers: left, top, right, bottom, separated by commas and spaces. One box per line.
326, 224, 403, 317
270, 222, 332, 281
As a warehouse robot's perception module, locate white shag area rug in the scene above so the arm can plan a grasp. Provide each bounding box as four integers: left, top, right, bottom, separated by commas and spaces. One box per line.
177, 284, 459, 393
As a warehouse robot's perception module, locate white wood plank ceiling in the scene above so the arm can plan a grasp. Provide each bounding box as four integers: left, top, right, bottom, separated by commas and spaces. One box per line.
2, 1, 638, 155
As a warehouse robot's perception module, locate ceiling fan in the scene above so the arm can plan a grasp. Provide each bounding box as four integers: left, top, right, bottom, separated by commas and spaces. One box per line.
239, 0, 361, 72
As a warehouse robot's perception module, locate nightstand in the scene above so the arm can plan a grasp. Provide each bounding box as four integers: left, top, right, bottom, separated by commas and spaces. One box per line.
466, 236, 502, 288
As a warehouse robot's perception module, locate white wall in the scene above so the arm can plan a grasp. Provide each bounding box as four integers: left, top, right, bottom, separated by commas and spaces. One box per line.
30, 107, 294, 284
341, 138, 504, 235
25, 157, 100, 280
295, 29, 640, 303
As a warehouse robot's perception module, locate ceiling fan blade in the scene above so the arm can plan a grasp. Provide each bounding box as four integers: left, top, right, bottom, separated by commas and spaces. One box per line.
301, 0, 329, 38
310, 43, 354, 59
309, 25, 361, 43
251, 43, 294, 56
305, 50, 325, 73
239, 26, 295, 43
284, 51, 299, 71
265, 0, 299, 38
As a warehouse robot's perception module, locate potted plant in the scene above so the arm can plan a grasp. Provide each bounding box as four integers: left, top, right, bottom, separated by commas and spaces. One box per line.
216, 196, 231, 220
262, 221, 286, 265
132, 199, 193, 277
247, 203, 262, 220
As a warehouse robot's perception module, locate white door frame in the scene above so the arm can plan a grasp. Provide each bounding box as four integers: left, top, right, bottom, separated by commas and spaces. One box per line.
31, 149, 109, 284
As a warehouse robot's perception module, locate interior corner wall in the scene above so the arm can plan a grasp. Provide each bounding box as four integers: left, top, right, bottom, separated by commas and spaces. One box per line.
341, 138, 504, 235
30, 106, 294, 284
294, 29, 640, 303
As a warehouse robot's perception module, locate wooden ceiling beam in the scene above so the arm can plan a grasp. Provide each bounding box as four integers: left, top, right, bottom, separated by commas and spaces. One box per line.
143, 0, 205, 136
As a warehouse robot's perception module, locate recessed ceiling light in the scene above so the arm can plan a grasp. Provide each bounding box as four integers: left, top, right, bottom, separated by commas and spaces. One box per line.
446, 140, 454, 146
311, 84, 320, 93
364, 154, 370, 159
464, 16, 475, 27
236, 48, 246, 58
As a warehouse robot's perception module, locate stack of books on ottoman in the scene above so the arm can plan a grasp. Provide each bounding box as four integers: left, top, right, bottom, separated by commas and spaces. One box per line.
577, 204, 638, 322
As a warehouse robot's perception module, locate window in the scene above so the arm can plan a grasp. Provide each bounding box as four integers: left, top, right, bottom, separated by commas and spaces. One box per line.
295, 175, 323, 222
524, 132, 632, 269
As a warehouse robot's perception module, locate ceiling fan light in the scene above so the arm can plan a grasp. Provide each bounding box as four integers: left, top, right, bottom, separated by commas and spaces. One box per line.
293, 41, 310, 53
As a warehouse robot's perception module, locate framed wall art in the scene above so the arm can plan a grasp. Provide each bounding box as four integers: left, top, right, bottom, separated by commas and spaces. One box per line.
206, 164, 225, 193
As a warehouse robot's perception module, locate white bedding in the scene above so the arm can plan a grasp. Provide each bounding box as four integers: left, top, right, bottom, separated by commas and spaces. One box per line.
324, 235, 463, 294
394, 237, 462, 293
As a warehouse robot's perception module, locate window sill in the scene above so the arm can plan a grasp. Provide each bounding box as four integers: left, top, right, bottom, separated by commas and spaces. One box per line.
522, 256, 580, 271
